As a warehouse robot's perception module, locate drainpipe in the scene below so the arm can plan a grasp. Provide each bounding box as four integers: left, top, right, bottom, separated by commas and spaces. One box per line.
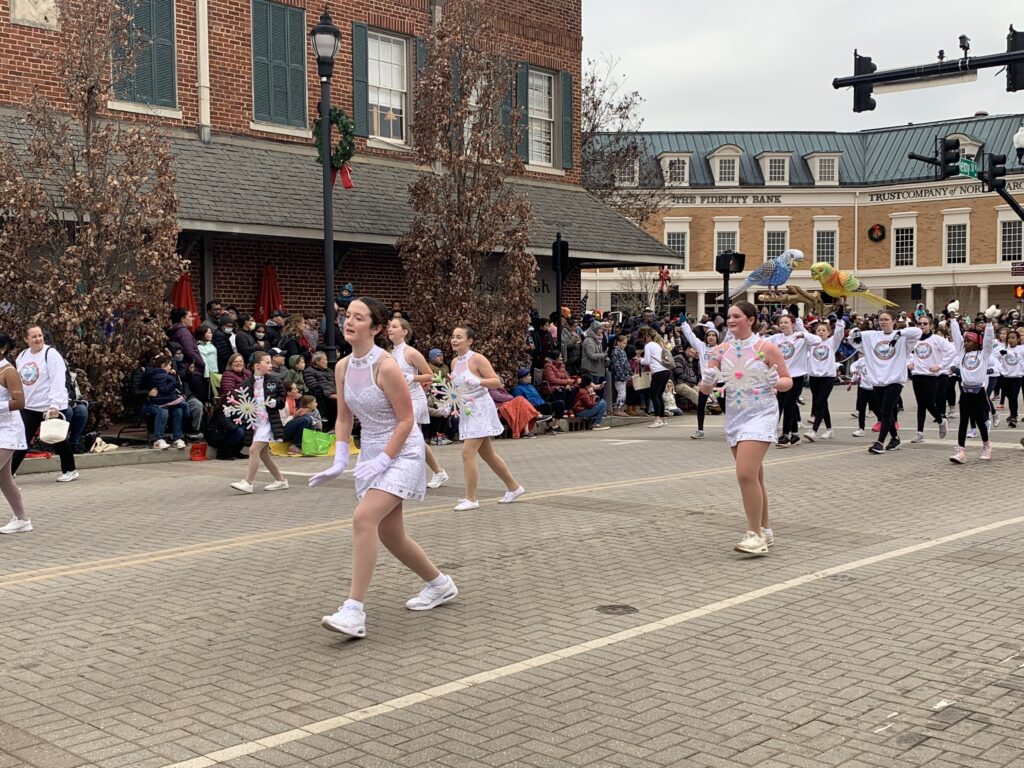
196, 0, 212, 144
853, 190, 860, 314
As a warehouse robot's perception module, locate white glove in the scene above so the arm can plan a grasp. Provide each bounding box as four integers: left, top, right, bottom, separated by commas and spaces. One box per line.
700, 367, 719, 388
353, 452, 394, 482
404, 372, 417, 384
264, 398, 277, 409
308, 444, 350, 487
765, 364, 780, 389
462, 372, 481, 388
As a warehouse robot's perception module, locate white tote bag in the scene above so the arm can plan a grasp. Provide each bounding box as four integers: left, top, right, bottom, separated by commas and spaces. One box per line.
39, 412, 70, 444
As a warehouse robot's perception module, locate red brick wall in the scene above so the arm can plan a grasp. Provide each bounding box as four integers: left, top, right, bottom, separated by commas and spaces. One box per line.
0, 0, 582, 183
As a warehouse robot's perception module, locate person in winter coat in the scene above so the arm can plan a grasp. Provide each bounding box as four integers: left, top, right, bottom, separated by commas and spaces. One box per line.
141, 356, 191, 450
572, 376, 609, 429
212, 315, 236, 373
196, 326, 219, 385
609, 334, 631, 416
581, 321, 609, 383
219, 353, 251, 399
167, 307, 205, 398
234, 314, 258, 367
303, 351, 337, 425
283, 354, 308, 394
204, 400, 246, 460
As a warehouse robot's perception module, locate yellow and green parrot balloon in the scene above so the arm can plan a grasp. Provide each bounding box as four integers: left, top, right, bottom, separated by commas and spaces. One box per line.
809, 262, 897, 308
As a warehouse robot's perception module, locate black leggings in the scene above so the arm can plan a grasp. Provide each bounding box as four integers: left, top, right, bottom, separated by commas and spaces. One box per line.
875, 383, 903, 442
809, 376, 834, 431
1003, 376, 1022, 420
696, 391, 725, 431
777, 377, 805, 436
649, 370, 671, 418
11, 408, 77, 475
856, 387, 878, 429
958, 389, 990, 446
911, 375, 945, 432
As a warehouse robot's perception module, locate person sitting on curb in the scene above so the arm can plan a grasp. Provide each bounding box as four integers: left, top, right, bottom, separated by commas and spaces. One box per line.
572, 376, 610, 430
512, 367, 563, 433
142, 355, 190, 450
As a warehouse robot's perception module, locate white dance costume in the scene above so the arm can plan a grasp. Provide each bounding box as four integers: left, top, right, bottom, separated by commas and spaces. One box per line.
392, 342, 430, 425
715, 336, 779, 447
345, 347, 426, 501
252, 375, 274, 443
0, 361, 27, 451
452, 351, 504, 440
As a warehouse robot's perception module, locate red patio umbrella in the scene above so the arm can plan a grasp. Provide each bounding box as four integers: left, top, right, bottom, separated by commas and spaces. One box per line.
256, 264, 285, 323
169, 271, 200, 331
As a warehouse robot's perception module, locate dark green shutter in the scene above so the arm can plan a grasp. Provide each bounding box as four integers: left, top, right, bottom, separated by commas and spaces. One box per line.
559, 71, 572, 169
269, 4, 288, 121
351, 22, 369, 137
112, 0, 131, 100
252, 0, 271, 121
515, 62, 529, 161
133, 0, 153, 103
286, 7, 306, 125
151, 0, 176, 107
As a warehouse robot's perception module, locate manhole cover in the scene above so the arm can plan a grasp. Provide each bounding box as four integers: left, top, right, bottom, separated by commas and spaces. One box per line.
595, 604, 638, 615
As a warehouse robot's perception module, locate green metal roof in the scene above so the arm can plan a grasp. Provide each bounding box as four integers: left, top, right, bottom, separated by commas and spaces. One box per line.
621, 113, 1024, 188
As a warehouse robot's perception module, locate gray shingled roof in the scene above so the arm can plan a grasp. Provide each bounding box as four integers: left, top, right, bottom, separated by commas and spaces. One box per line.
627, 113, 1024, 188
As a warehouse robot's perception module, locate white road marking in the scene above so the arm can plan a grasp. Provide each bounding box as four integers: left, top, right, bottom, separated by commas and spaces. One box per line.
163, 511, 1024, 768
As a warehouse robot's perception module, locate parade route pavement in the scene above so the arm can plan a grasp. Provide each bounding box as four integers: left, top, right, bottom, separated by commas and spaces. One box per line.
2, 389, 1023, 768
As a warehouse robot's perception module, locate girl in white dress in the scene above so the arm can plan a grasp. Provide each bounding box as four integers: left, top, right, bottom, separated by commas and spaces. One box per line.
0, 334, 30, 534
698, 302, 792, 556
311, 298, 455, 639
229, 351, 289, 493
387, 318, 449, 490
450, 325, 524, 511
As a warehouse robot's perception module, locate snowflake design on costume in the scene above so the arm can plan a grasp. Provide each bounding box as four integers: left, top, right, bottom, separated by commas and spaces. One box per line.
222, 391, 259, 428
718, 340, 775, 409
431, 372, 474, 417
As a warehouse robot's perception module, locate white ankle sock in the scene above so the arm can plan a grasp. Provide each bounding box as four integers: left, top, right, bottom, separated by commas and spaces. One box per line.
343, 598, 364, 612
427, 573, 448, 588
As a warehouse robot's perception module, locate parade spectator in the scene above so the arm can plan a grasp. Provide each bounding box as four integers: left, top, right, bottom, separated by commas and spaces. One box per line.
264, 310, 285, 347
141, 355, 189, 450
581, 320, 608, 383
196, 325, 218, 380
281, 386, 322, 455
269, 347, 287, 375
168, 307, 205, 397
279, 313, 311, 363
250, 323, 269, 361
609, 334, 630, 416
572, 376, 609, 429
543, 350, 577, 413
513, 367, 564, 423
202, 299, 225, 331
204, 401, 246, 460
304, 351, 337, 425
212, 315, 236, 372
220, 353, 250, 399
234, 313, 258, 366
283, 354, 308, 394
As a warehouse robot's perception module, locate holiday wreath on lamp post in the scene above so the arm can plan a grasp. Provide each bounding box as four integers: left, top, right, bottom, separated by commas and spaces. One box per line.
314, 106, 356, 189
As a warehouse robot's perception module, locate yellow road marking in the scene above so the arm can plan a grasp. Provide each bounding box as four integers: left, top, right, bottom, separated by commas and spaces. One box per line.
0, 447, 863, 589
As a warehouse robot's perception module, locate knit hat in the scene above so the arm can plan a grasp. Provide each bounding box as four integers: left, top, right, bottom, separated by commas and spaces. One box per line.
589, 320, 602, 332
288, 354, 303, 369
428, 348, 443, 361
517, 367, 531, 379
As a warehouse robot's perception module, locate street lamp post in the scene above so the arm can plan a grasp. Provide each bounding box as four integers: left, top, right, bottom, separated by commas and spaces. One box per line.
310, 8, 341, 365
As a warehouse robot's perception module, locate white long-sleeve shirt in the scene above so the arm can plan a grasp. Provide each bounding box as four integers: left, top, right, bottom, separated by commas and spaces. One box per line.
679, 322, 718, 378
909, 333, 954, 377
16, 345, 69, 412
641, 341, 669, 373
849, 357, 873, 390
851, 327, 923, 386
950, 321, 994, 389
807, 320, 846, 378
1001, 344, 1024, 378
991, 341, 1007, 376
764, 321, 823, 378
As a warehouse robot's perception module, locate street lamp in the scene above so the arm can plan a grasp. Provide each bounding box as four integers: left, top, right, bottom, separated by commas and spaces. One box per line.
1013, 122, 1024, 165
310, 8, 341, 364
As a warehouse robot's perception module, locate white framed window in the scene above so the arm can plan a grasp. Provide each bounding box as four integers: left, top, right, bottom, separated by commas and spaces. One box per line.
1000, 219, 1022, 262
815, 230, 837, 266
713, 216, 741, 256
368, 31, 407, 142
663, 217, 691, 270
528, 69, 554, 166
718, 157, 736, 183
614, 158, 639, 187
818, 157, 836, 182
945, 224, 967, 265
765, 230, 788, 259
667, 158, 687, 185
767, 157, 786, 182
890, 212, 917, 268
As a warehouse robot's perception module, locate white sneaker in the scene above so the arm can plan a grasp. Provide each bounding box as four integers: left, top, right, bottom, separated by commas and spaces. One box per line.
690, 430, 704, 439
911, 432, 925, 444
852, 429, 865, 437
0, 517, 32, 534
321, 605, 366, 638
734, 531, 768, 555
152, 439, 170, 450
230, 479, 254, 494
453, 498, 479, 511
427, 470, 449, 489
761, 527, 774, 547
498, 486, 525, 504
992, 416, 1000, 429
967, 427, 978, 439
648, 420, 665, 428
56, 470, 79, 482
802, 431, 816, 443
939, 418, 949, 439
820, 430, 833, 440
405, 575, 458, 611
264, 479, 289, 491
172, 439, 186, 450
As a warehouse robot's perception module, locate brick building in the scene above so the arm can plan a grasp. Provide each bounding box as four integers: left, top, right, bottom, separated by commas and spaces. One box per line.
0, 0, 674, 320
583, 114, 1024, 317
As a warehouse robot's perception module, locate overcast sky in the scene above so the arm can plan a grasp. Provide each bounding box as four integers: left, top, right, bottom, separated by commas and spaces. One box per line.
582, 0, 1024, 132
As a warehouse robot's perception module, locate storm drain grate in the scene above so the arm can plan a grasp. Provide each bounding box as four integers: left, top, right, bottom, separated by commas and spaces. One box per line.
595, 604, 638, 615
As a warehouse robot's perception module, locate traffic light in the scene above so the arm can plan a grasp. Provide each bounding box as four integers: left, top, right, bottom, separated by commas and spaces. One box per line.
853, 52, 876, 113
987, 152, 1007, 191
937, 138, 961, 180
1008, 25, 1024, 92
1015, 285, 1024, 300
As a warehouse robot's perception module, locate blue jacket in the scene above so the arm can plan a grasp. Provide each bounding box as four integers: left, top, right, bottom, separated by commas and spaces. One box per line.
512, 382, 544, 407
144, 367, 182, 406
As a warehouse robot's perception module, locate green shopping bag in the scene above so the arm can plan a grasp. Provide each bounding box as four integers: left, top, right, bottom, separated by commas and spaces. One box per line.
301, 428, 333, 456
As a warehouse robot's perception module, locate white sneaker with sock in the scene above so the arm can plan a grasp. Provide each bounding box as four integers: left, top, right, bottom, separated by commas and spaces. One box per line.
0, 517, 32, 534
427, 470, 449, 489
734, 531, 768, 555
405, 575, 458, 611
321, 601, 366, 637
761, 527, 774, 547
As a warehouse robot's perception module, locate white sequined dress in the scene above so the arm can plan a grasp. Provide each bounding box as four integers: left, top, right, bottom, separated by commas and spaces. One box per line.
715, 336, 779, 447
452, 351, 504, 440
392, 342, 430, 425
345, 347, 426, 501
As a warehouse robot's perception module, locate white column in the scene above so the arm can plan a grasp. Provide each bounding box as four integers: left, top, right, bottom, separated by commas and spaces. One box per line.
746, 289, 756, 304
925, 286, 935, 312
694, 291, 706, 319
979, 285, 989, 313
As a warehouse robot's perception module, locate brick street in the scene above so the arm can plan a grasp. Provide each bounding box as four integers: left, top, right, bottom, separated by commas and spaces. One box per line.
2, 389, 1023, 768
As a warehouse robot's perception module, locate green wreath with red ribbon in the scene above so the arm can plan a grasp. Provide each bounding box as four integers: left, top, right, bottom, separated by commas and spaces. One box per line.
867, 223, 886, 242
313, 107, 356, 189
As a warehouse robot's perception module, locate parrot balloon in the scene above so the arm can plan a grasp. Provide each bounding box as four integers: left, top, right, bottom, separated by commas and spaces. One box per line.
719, 248, 805, 301
808, 262, 897, 308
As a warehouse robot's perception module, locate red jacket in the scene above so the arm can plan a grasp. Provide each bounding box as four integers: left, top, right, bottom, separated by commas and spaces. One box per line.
543, 359, 573, 387
573, 387, 598, 414
220, 368, 251, 399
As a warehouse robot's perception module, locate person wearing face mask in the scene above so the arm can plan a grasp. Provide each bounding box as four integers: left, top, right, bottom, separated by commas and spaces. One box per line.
250, 324, 268, 364
234, 313, 257, 366
213, 315, 236, 373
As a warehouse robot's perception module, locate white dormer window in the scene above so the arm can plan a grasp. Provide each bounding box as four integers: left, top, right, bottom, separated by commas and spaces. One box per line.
947, 133, 981, 161
804, 151, 841, 186
755, 152, 791, 186
707, 144, 742, 187
658, 153, 690, 187
614, 158, 639, 187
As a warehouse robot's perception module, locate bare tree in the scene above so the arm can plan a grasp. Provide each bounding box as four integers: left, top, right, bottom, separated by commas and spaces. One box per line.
0, 0, 182, 424
614, 269, 661, 318
580, 56, 659, 228
397, 0, 535, 382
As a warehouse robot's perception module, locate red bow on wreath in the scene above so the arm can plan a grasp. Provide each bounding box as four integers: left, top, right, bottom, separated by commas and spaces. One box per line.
330, 163, 354, 190
658, 266, 671, 294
